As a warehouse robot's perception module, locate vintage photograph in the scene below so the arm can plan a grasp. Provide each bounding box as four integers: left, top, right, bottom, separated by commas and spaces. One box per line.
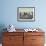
17, 7, 35, 22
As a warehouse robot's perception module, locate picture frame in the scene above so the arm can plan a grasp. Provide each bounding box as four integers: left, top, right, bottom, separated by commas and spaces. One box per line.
17, 7, 35, 22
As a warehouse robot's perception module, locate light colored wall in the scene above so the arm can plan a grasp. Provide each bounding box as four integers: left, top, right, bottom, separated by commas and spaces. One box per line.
0, 0, 46, 30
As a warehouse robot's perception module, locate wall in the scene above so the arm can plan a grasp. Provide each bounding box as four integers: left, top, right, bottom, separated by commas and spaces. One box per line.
0, 0, 46, 43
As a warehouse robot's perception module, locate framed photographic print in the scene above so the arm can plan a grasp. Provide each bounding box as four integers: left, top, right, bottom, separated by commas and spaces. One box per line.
17, 7, 35, 22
